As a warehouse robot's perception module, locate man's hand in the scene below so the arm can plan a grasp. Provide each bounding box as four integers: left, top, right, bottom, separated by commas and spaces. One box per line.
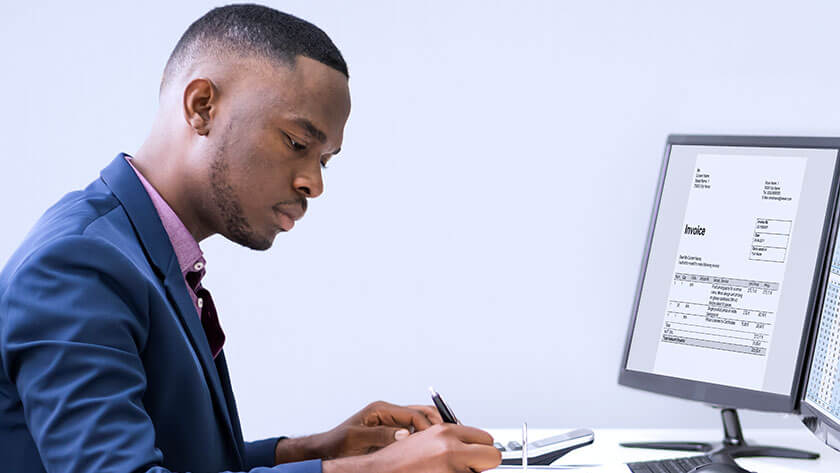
322, 423, 502, 473
274, 400, 443, 464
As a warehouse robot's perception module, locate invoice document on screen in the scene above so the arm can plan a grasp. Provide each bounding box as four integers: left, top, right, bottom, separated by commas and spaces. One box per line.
652, 153, 807, 391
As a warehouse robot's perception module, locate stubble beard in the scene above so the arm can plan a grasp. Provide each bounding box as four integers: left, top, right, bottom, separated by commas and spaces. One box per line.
209, 147, 273, 251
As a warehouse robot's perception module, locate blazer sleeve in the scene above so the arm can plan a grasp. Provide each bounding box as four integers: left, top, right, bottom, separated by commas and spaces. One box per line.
244, 438, 282, 469
0, 236, 322, 473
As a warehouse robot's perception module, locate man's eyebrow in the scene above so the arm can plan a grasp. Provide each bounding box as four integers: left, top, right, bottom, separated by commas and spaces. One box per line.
291, 117, 327, 144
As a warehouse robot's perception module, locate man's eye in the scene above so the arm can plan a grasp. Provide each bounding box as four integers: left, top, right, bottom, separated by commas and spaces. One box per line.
284, 132, 307, 152
289, 138, 307, 152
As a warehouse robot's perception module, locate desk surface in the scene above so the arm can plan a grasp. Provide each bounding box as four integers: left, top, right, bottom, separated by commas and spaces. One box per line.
487, 428, 840, 472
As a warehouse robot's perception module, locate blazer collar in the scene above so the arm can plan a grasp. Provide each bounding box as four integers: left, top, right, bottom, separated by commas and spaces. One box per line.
99, 153, 177, 279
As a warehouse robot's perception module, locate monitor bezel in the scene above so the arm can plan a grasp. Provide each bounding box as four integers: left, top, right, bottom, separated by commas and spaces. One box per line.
617, 134, 840, 413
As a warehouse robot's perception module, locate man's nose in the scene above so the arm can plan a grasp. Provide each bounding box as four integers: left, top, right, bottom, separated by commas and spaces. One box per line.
293, 167, 324, 198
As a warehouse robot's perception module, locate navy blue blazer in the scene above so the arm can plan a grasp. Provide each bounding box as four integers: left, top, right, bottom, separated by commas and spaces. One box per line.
0, 154, 321, 473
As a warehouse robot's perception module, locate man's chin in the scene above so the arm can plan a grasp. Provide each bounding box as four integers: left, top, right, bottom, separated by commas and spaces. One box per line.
242, 234, 275, 251
223, 227, 275, 251
245, 240, 273, 251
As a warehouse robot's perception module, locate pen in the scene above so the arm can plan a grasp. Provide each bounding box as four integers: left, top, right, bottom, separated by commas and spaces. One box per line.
429, 387, 478, 473
429, 386, 460, 424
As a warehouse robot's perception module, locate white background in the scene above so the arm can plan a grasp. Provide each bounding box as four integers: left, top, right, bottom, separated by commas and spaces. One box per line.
3, 0, 840, 440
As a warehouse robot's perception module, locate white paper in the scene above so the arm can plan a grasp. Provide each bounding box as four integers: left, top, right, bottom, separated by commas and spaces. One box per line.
652, 153, 807, 390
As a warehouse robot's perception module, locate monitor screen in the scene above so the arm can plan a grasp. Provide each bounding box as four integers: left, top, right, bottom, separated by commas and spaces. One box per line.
621, 136, 839, 410
804, 216, 840, 424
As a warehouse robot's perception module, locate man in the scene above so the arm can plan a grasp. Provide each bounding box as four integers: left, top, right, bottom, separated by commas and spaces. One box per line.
0, 4, 502, 473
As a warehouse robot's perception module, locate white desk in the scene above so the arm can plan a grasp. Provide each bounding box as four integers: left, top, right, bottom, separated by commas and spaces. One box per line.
488, 428, 840, 472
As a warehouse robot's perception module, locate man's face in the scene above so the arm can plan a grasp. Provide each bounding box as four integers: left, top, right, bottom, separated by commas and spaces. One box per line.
201, 56, 351, 250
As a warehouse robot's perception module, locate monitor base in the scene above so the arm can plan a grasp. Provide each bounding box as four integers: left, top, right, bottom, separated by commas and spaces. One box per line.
620, 408, 819, 460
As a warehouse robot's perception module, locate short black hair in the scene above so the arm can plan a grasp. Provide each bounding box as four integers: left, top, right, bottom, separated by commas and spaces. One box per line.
161, 3, 348, 92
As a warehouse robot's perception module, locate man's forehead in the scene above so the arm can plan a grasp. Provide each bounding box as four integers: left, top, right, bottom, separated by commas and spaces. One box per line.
249, 57, 349, 142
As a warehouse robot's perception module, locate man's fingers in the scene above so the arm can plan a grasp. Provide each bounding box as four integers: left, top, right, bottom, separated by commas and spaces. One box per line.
448, 424, 495, 446
406, 404, 443, 425
459, 443, 503, 472
366, 402, 434, 431
355, 425, 409, 449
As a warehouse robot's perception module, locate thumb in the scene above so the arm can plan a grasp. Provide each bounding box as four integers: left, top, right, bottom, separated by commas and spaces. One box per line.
394, 428, 410, 440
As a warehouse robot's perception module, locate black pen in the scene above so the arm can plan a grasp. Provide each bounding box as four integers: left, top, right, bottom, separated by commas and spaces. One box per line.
429, 386, 460, 424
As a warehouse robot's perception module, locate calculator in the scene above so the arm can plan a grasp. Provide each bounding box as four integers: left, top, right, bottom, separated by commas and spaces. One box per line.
496, 428, 595, 466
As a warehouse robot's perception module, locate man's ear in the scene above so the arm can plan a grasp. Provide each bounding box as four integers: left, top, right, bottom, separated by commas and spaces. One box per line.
183, 77, 218, 136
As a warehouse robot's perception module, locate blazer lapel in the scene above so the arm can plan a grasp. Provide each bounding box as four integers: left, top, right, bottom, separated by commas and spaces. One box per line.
215, 352, 246, 455
162, 256, 243, 467
100, 153, 244, 468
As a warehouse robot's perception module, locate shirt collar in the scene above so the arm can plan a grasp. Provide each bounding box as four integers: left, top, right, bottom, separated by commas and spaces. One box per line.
124, 155, 205, 278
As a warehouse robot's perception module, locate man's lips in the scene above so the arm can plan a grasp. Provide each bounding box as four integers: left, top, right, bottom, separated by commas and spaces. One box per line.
272, 204, 305, 231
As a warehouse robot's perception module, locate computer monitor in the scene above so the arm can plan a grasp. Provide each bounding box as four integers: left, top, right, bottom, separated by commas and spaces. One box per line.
618, 135, 840, 459
801, 191, 840, 452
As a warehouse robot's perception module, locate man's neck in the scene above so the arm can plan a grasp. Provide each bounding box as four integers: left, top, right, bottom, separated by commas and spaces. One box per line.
132, 138, 214, 242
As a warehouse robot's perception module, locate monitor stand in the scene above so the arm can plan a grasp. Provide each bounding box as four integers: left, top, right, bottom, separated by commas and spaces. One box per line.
620, 408, 819, 460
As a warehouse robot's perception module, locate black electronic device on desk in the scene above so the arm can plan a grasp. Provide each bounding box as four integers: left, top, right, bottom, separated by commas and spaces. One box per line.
429, 387, 594, 466
618, 135, 840, 463
627, 453, 752, 473
496, 428, 594, 466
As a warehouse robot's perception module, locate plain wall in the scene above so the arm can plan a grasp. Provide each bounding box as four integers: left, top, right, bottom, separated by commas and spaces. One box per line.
4, 0, 840, 440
